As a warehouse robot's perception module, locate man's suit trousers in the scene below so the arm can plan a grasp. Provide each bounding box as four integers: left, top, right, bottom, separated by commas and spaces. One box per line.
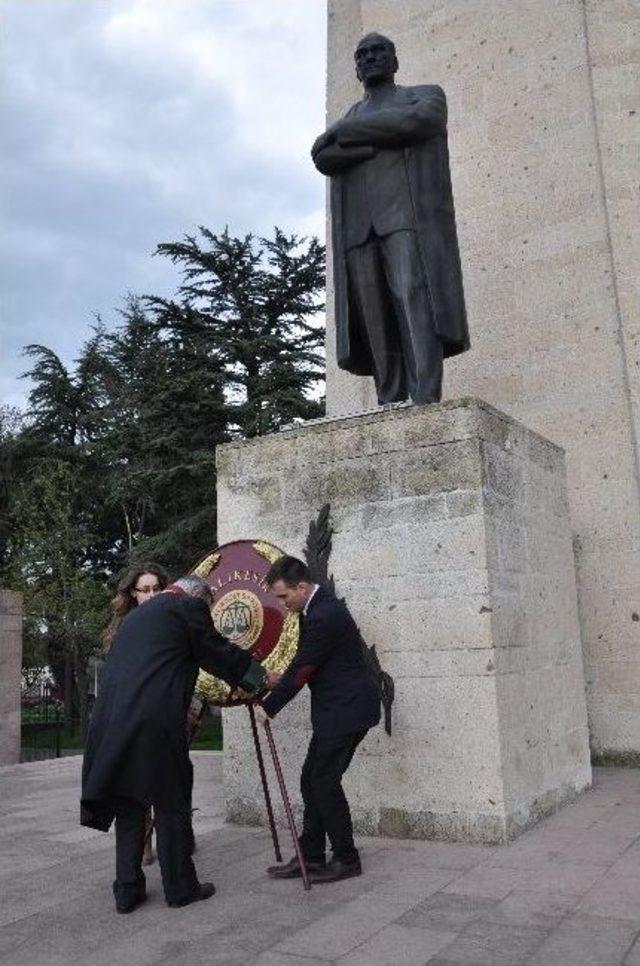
113, 797, 198, 907
299, 730, 367, 864
346, 229, 443, 405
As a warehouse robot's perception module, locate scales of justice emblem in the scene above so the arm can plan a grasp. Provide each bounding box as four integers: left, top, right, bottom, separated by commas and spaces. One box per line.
190, 539, 299, 706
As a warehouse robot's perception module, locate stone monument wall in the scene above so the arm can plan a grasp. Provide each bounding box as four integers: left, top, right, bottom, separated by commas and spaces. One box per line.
218, 400, 591, 843
0, 590, 22, 765
323, 0, 640, 760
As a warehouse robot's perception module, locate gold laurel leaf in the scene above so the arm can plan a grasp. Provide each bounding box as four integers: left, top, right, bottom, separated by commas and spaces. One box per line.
263, 610, 300, 674
194, 669, 230, 705
191, 552, 221, 578
252, 541, 284, 565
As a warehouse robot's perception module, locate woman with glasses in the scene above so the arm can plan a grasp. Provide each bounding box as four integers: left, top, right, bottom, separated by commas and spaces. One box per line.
102, 563, 169, 651
102, 562, 169, 864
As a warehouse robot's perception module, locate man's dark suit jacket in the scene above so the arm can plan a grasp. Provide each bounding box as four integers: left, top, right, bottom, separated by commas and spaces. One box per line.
81, 591, 264, 831
261, 586, 380, 738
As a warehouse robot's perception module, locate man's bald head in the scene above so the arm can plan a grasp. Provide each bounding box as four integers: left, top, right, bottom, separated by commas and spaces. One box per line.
354, 33, 398, 87
356, 32, 396, 55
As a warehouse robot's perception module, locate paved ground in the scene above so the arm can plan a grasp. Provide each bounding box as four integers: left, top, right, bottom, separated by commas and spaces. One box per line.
2, 757, 640, 965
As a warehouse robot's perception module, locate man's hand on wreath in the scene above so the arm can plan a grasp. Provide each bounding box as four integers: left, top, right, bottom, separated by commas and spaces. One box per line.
253, 704, 270, 728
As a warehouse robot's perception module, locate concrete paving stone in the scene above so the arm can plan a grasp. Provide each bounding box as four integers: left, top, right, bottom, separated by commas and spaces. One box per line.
444, 859, 607, 899
577, 874, 640, 920
500, 856, 609, 893
430, 919, 549, 965
371, 841, 497, 872
49, 826, 106, 844
530, 830, 640, 868
0, 900, 144, 966
588, 768, 640, 803
274, 894, 420, 960
115, 932, 256, 966
0, 849, 73, 878
337, 922, 458, 965
0, 872, 108, 928
153, 942, 251, 966
538, 801, 611, 829
624, 934, 640, 966
253, 953, 334, 966
608, 842, 640, 878
497, 808, 637, 873
418, 842, 499, 870
360, 867, 460, 902
527, 913, 639, 965
590, 806, 640, 838
424, 961, 487, 966
487, 830, 582, 869
1, 882, 324, 966
4, 760, 640, 965
398, 893, 498, 932
171, 884, 347, 951
483, 888, 582, 927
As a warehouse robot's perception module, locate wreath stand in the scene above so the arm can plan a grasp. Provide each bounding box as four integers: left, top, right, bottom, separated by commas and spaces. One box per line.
247, 701, 311, 891
174, 699, 310, 892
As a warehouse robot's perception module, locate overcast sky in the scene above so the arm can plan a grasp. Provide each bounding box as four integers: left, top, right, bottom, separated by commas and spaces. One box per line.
1, 0, 327, 409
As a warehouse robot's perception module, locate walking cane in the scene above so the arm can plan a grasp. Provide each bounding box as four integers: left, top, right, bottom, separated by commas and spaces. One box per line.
248, 703, 282, 863
261, 715, 311, 892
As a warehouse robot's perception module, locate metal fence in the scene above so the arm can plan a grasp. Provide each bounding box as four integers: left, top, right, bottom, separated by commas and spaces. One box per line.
20, 685, 224, 761
20, 682, 64, 761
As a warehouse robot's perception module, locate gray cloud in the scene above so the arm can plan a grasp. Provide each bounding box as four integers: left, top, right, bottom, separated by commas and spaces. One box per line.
1, 0, 327, 407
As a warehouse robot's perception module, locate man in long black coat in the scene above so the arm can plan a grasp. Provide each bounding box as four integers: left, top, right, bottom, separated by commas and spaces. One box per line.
81, 575, 271, 912
312, 33, 469, 406
256, 557, 380, 883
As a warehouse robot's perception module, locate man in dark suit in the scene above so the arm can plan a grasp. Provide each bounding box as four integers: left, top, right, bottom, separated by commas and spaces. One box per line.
255, 556, 380, 884
312, 33, 469, 405
81, 575, 276, 913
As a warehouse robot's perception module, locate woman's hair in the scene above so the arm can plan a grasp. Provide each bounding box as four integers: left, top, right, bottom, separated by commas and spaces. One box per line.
102, 561, 170, 652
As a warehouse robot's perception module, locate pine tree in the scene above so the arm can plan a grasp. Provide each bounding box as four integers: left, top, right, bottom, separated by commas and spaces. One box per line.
154, 227, 325, 437
5, 224, 327, 696
96, 297, 228, 570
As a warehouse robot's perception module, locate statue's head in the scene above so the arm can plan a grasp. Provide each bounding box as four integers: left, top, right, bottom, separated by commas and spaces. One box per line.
354, 33, 398, 88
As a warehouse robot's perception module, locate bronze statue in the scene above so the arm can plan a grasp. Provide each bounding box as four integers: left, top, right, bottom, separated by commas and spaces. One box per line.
312, 33, 469, 405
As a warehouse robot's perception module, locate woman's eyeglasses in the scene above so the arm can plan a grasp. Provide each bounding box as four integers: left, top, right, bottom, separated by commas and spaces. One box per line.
133, 585, 161, 596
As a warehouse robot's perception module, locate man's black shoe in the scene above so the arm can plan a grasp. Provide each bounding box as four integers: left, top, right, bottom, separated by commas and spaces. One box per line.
309, 858, 362, 883
116, 893, 147, 914
167, 882, 216, 907
267, 856, 325, 879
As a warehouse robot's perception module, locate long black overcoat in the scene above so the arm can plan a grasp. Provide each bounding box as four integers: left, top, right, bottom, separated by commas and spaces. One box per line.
81, 592, 255, 831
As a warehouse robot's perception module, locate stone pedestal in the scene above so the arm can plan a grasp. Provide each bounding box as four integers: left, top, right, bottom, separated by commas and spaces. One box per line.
0, 590, 22, 765
218, 399, 591, 843
324, 0, 640, 762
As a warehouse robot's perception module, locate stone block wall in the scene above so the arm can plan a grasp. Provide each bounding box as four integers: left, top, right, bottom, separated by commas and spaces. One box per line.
0, 590, 22, 765
322, 0, 640, 760
217, 399, 591, 843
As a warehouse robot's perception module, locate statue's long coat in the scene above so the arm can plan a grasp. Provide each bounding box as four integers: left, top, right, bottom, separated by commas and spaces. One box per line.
81, 592, 252, 832
326, 84, 469, 375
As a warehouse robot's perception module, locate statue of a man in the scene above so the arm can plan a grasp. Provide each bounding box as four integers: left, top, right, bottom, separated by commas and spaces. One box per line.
312, 33, 469, 405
